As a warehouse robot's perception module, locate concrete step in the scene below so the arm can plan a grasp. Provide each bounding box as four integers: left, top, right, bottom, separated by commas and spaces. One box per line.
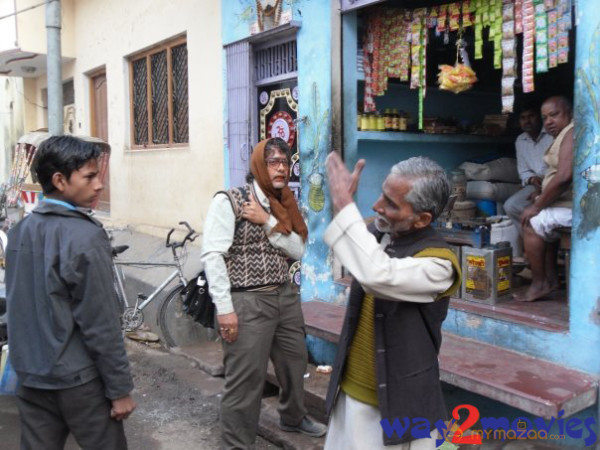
301, 300, 598, 419
266, 362, 330, 424
174, 341, 225, 376
258, 396, 325, 450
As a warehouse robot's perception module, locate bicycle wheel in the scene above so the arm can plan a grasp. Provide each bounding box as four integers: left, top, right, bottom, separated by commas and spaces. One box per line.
158, 285, 217, 348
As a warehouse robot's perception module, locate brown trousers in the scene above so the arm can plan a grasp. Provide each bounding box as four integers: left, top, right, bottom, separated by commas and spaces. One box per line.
16, 377, 127, 450
220, 282, 308, 450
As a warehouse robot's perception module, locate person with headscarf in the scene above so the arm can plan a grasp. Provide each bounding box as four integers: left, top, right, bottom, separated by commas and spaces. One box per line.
201, 138, 326, 449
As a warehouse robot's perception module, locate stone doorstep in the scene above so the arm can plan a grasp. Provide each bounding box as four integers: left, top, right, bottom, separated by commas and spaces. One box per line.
266, 361, 331, 425
258, 396, 325, 450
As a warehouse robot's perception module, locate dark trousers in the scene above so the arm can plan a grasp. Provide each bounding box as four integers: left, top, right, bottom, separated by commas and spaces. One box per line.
16, 377, 127, 450
221, 282, 308, 450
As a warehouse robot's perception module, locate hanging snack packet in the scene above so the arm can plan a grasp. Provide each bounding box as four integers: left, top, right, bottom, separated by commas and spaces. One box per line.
438, 64, 478, 94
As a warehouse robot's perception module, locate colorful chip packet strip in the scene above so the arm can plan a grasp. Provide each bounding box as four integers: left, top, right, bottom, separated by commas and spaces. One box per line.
501, 0, 516, 113
361, 0, 573, 114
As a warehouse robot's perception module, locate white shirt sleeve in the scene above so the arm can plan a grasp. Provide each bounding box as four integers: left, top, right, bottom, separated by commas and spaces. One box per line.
324, 203, 454, 303
516, 134, 536, 184
200, 193, 236, 315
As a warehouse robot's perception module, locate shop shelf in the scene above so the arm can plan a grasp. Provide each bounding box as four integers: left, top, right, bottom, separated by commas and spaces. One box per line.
357, 130, 514, 144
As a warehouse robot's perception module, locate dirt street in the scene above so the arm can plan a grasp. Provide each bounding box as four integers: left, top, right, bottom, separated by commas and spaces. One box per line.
124, 339, 280, 450
0, 339, 280, 450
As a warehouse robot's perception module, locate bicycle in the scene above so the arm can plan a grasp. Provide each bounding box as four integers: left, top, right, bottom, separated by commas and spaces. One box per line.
112, 221, 215, 348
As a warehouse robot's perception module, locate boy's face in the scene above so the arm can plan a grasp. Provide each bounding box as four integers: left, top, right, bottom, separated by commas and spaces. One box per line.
53, 159, 103, 208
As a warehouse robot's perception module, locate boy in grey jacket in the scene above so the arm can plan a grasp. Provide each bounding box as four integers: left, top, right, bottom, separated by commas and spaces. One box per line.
6, 135, 136, 450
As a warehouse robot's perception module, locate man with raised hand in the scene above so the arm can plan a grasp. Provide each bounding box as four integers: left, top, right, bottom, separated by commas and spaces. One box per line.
323, 153, 461, 450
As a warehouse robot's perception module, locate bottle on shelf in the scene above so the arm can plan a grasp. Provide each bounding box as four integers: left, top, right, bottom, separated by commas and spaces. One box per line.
391, 108, 400, 131
367, 112, 376, 131
376, 112, 386, 131
399, 111, 408, 131
384, 108, 393, 131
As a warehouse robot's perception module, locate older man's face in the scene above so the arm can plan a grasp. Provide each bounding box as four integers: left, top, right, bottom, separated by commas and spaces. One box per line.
372, 175, 417, 237
541, 100, 571, 138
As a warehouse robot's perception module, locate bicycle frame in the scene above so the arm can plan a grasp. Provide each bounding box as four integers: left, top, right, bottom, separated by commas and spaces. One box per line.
114, 261, 186, 311
111, 220, 197, 333
113, 236, 189, 311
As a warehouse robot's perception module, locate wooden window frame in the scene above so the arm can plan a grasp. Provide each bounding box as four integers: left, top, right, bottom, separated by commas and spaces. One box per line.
129, 35, 188, 149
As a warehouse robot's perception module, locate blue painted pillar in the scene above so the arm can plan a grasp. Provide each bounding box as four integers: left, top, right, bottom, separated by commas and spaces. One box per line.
571, 0, 600, 341
294, 1, 342, 364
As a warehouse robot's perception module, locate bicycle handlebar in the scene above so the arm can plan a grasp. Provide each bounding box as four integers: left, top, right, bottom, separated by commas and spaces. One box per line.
165, 221, 198, 249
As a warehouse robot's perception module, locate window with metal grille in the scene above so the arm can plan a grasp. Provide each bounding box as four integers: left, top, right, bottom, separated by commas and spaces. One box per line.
129, 36, 189, 147
254, 40, 297, 85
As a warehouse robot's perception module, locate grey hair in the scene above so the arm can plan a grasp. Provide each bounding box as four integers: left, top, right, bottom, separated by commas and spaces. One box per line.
389, 156, 450, 221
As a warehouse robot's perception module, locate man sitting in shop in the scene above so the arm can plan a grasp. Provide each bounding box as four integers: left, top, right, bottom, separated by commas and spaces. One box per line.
503, 103, 553, 237
515, 96, 574, 302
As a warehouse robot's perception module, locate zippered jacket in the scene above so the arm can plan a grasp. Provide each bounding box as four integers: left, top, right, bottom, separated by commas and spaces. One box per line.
6, 202, 133, 399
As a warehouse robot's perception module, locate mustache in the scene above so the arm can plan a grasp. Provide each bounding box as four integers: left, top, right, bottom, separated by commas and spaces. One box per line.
376, 214, 389, 225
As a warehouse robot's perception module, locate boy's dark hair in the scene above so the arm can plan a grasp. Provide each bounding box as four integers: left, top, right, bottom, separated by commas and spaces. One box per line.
33, 135, 104, 194
246, 137, 292, 183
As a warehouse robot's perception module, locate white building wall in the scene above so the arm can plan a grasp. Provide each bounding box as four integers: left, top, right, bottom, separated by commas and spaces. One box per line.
0, 77, 25, 182
71, 0, 223, 232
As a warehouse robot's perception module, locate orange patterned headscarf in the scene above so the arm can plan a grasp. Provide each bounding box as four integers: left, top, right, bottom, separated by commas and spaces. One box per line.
250, 139, 308, 242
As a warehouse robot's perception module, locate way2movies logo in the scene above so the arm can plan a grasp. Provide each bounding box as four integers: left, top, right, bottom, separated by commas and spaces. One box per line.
380, 404, 598, 447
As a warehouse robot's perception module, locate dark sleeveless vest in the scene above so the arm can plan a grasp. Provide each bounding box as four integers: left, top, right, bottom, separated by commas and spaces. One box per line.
325, 225, 458, 446
222, 184, 289, 289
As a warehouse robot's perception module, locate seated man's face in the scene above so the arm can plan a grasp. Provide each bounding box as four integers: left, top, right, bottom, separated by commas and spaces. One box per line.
372, 175, 417, 237
519, 109, 541, 136
541, 100, 571, 138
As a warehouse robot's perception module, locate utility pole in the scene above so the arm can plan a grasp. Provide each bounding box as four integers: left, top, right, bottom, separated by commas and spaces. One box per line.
46, 0, 63, 136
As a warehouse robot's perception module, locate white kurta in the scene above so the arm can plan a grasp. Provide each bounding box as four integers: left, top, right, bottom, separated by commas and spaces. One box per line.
323, 203, 454, 450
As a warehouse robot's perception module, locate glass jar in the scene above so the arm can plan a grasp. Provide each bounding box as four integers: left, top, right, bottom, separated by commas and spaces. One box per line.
450, 169, 467, 202
367, 113, 377, 131
361, 113, 370, 131
376, 113, 386, 131
399, 111, 408, 131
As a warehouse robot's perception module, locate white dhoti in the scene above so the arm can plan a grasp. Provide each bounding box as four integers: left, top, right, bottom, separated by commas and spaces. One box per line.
324, 392, 436, 450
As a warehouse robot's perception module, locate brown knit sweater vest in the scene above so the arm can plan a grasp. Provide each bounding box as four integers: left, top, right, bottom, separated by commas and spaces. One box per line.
223, 185, 289, 289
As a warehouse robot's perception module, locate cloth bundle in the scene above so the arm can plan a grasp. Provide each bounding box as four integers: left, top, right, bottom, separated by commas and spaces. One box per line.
458, 158, 521, 202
